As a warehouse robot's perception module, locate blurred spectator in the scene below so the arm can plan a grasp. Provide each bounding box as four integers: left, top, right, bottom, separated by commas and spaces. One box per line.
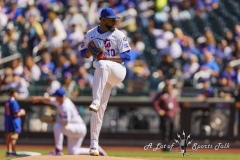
67, 24, 84, 50
224, 29, 235, 45
133, 59, 150, 80
181, 37, 202, 60
23, 56, 41, 82
173, 28, 188, 47
234, 24, 240, 38
217, 73, 236, 99
199, 28, 216, 54
48, 29, 63, 55
0, 0, 8, 28
0, 68, 14, 93
195, 0, 219, 18
215, 39, 232, 70
216, 39, 232, 61
39, 52, 55, 77
222, 65, 237, 83
84, 0, 98, 26
63, 6, 87, 33
63, 53, 79, 77
9, 58, 23, 76
181, 37, 203, 63
182, 54, 200, 79
154, 0, 169, 23
54, 55, 70, 78
7, 74, 29, 99
234, 40, 240, 59
22, 12, 45, 55
62, 72, 79, 98
160, 38, 182, 59
1, 22, 19, 57
199, 49, 220, 78
138, 0, 154, 28
118, 2, 137, 33
157, 54, 179, 80
170, 0, 194, 21
5, 0, 23, 22
45, 8, 66, 41
25, 0, 40, 21
75, 66, 93, 90
197, 78, 214, 99
132, 33, 145, 53
149, 21, 174, 50
46, 75, 61, 96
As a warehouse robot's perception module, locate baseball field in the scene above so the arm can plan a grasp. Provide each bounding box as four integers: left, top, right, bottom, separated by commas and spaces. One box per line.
0, 145, 240, 160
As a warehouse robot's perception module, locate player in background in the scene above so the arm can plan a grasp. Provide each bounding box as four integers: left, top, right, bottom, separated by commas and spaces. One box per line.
31, 88, 107, 156
5, 87, 26, 157
152, 81, 179, 151
80, 8, 131, 156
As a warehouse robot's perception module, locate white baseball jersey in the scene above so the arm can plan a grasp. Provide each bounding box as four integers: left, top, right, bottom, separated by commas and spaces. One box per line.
80, 26, 131, 57
80, 26, 131, 150
51, 97, 84, 124
50, 97, 89, 155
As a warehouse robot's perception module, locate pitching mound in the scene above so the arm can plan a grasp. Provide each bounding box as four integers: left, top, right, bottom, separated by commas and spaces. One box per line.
14, 155, 145, 160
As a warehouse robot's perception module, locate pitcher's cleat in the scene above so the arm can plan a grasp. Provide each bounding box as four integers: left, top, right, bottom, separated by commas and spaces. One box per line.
89, 148, 99, 156
89, 103, 100, 112
98, 145, 108, 156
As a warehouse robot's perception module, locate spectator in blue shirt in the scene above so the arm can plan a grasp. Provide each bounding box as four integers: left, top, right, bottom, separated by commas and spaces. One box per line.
200, 49, 220, 77
5, 0, 23, 22
39, 52, 55, 78
5, 87, 25, 157
198, 78, 214, 99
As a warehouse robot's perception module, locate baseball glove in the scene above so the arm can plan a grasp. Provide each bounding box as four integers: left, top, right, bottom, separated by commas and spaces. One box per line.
40, 115, 56, 123
39, 107, 56, 123
88, 38, 107, 60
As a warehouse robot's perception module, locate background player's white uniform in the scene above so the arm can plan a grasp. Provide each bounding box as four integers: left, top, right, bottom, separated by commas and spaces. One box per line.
50, 97, 89, 155
80, 26, 131, 150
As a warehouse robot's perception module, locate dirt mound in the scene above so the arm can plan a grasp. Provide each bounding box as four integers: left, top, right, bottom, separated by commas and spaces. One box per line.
13, 155, 145, 160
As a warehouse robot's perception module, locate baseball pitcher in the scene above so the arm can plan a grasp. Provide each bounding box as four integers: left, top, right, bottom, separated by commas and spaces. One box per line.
80, 7, 131, 156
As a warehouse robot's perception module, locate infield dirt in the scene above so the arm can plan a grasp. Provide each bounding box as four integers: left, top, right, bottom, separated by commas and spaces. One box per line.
14, 155, 145, 160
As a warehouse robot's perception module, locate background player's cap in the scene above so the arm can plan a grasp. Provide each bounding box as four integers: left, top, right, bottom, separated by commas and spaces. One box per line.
7, 87, 18, 94
100, 8, 119, 19
51, 88, 66, 97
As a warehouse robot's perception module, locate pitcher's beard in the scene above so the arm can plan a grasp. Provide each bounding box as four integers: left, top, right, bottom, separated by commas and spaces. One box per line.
105, 24, 115, 32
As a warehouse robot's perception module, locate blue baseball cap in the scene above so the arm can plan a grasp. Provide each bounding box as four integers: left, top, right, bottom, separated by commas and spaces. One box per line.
52, 88, 66, 97
100, 8, 119, 19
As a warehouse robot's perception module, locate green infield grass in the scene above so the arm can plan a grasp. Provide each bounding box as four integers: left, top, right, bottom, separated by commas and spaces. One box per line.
0, 149, 240, 160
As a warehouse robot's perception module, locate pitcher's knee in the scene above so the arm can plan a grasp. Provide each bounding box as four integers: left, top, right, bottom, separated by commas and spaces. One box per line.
97, 60, 107, 69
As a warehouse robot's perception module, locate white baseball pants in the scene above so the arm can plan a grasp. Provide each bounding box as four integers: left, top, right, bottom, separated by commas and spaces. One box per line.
53, 122, 89, 155
91, 60, 126, 149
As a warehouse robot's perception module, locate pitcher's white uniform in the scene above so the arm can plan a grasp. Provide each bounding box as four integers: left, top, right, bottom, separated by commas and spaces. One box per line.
50, 97, 89, 155
80, 26, 131, 149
